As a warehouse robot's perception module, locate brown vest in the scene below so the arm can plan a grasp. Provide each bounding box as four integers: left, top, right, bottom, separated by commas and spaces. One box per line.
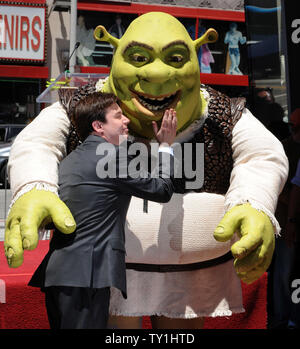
189, 85, 245, 194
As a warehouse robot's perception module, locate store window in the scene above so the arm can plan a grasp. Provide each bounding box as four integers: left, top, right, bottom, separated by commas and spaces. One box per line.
245, 0, 290, 139
75, 11, 248, 76
245, 0, 282, 81
76, 11, 138, 68
0, 78, 40, 124
178, 17, 248, 75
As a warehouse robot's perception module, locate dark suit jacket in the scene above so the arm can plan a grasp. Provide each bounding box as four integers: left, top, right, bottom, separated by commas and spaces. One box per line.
29, 135, 175, 298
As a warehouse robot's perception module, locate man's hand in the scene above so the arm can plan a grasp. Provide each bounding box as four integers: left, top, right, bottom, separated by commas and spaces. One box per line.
152, 109, 177, 146
213, 203, 275, 284
4, 188, 76, 268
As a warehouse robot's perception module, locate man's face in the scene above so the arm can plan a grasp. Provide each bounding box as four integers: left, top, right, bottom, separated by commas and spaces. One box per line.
101, 103, 130, 145
257, 90, 273, 104
77, 15, 84, 27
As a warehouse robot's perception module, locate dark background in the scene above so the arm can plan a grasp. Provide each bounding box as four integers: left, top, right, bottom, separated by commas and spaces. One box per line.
282, 1, 300, 114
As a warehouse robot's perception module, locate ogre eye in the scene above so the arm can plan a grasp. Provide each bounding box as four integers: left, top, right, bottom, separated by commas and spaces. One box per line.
130, 53, 149, 65
169, 55, 183, 63
166, 53, 188, 67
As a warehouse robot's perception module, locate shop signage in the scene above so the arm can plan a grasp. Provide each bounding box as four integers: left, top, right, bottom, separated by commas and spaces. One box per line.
0, 2, 46, 63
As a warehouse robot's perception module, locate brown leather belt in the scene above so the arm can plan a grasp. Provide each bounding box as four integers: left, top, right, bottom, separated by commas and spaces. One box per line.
126, 251, 233, 272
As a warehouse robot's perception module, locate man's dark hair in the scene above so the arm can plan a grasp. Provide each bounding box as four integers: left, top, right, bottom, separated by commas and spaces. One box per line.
71, 92, 119, 141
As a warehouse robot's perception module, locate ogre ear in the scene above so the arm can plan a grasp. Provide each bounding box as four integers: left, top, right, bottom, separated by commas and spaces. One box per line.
94, 25, 119, 48
194, 28, 218, 51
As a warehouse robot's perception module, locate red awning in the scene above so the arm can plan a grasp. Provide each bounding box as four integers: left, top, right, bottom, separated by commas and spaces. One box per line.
0, 65, 48, 79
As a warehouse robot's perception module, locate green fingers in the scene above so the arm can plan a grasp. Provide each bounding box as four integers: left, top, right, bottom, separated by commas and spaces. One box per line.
4, 188, 76, 268
5, 222, 24, 268
214, 203, 275, 284
49, 202, 76, 234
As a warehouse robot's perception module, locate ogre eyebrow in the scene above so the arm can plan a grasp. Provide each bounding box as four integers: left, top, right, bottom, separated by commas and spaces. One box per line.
123, 41, 154, 54
162, 40, 190, 51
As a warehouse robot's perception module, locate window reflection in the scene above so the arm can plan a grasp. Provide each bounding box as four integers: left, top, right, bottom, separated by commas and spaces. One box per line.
75, 11, 138, 68
245, 0, 288, 120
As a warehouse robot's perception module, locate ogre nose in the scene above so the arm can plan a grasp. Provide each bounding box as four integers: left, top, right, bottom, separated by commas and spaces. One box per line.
139, 60, 173, 84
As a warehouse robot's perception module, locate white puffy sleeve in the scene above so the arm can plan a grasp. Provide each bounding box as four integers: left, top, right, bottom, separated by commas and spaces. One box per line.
225, 108, 289, 235
8, 102, 70, 202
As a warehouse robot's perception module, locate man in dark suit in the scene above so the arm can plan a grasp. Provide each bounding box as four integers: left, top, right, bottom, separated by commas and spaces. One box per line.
29, 92, 177, 329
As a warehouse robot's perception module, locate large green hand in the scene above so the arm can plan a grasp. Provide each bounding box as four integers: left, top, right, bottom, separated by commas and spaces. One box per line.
214, 203, 275, 284
4, 188, 76, 268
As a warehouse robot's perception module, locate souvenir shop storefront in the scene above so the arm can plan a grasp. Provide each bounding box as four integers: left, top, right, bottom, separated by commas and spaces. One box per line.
75, 0, 249, 94
68, 0, 288, 115
0, 0, 48, 125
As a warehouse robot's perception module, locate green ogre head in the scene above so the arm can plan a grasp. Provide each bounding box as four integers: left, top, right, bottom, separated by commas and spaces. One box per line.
94, 12, 218, 139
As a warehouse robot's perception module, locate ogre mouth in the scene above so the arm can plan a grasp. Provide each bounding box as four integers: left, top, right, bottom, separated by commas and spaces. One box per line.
131, 90, 181, 112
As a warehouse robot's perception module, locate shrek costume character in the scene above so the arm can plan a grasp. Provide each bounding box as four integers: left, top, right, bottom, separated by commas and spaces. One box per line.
6, 13, 288, 329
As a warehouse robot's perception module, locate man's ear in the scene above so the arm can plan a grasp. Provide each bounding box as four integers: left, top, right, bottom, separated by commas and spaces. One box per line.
92, 120, 103, 133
